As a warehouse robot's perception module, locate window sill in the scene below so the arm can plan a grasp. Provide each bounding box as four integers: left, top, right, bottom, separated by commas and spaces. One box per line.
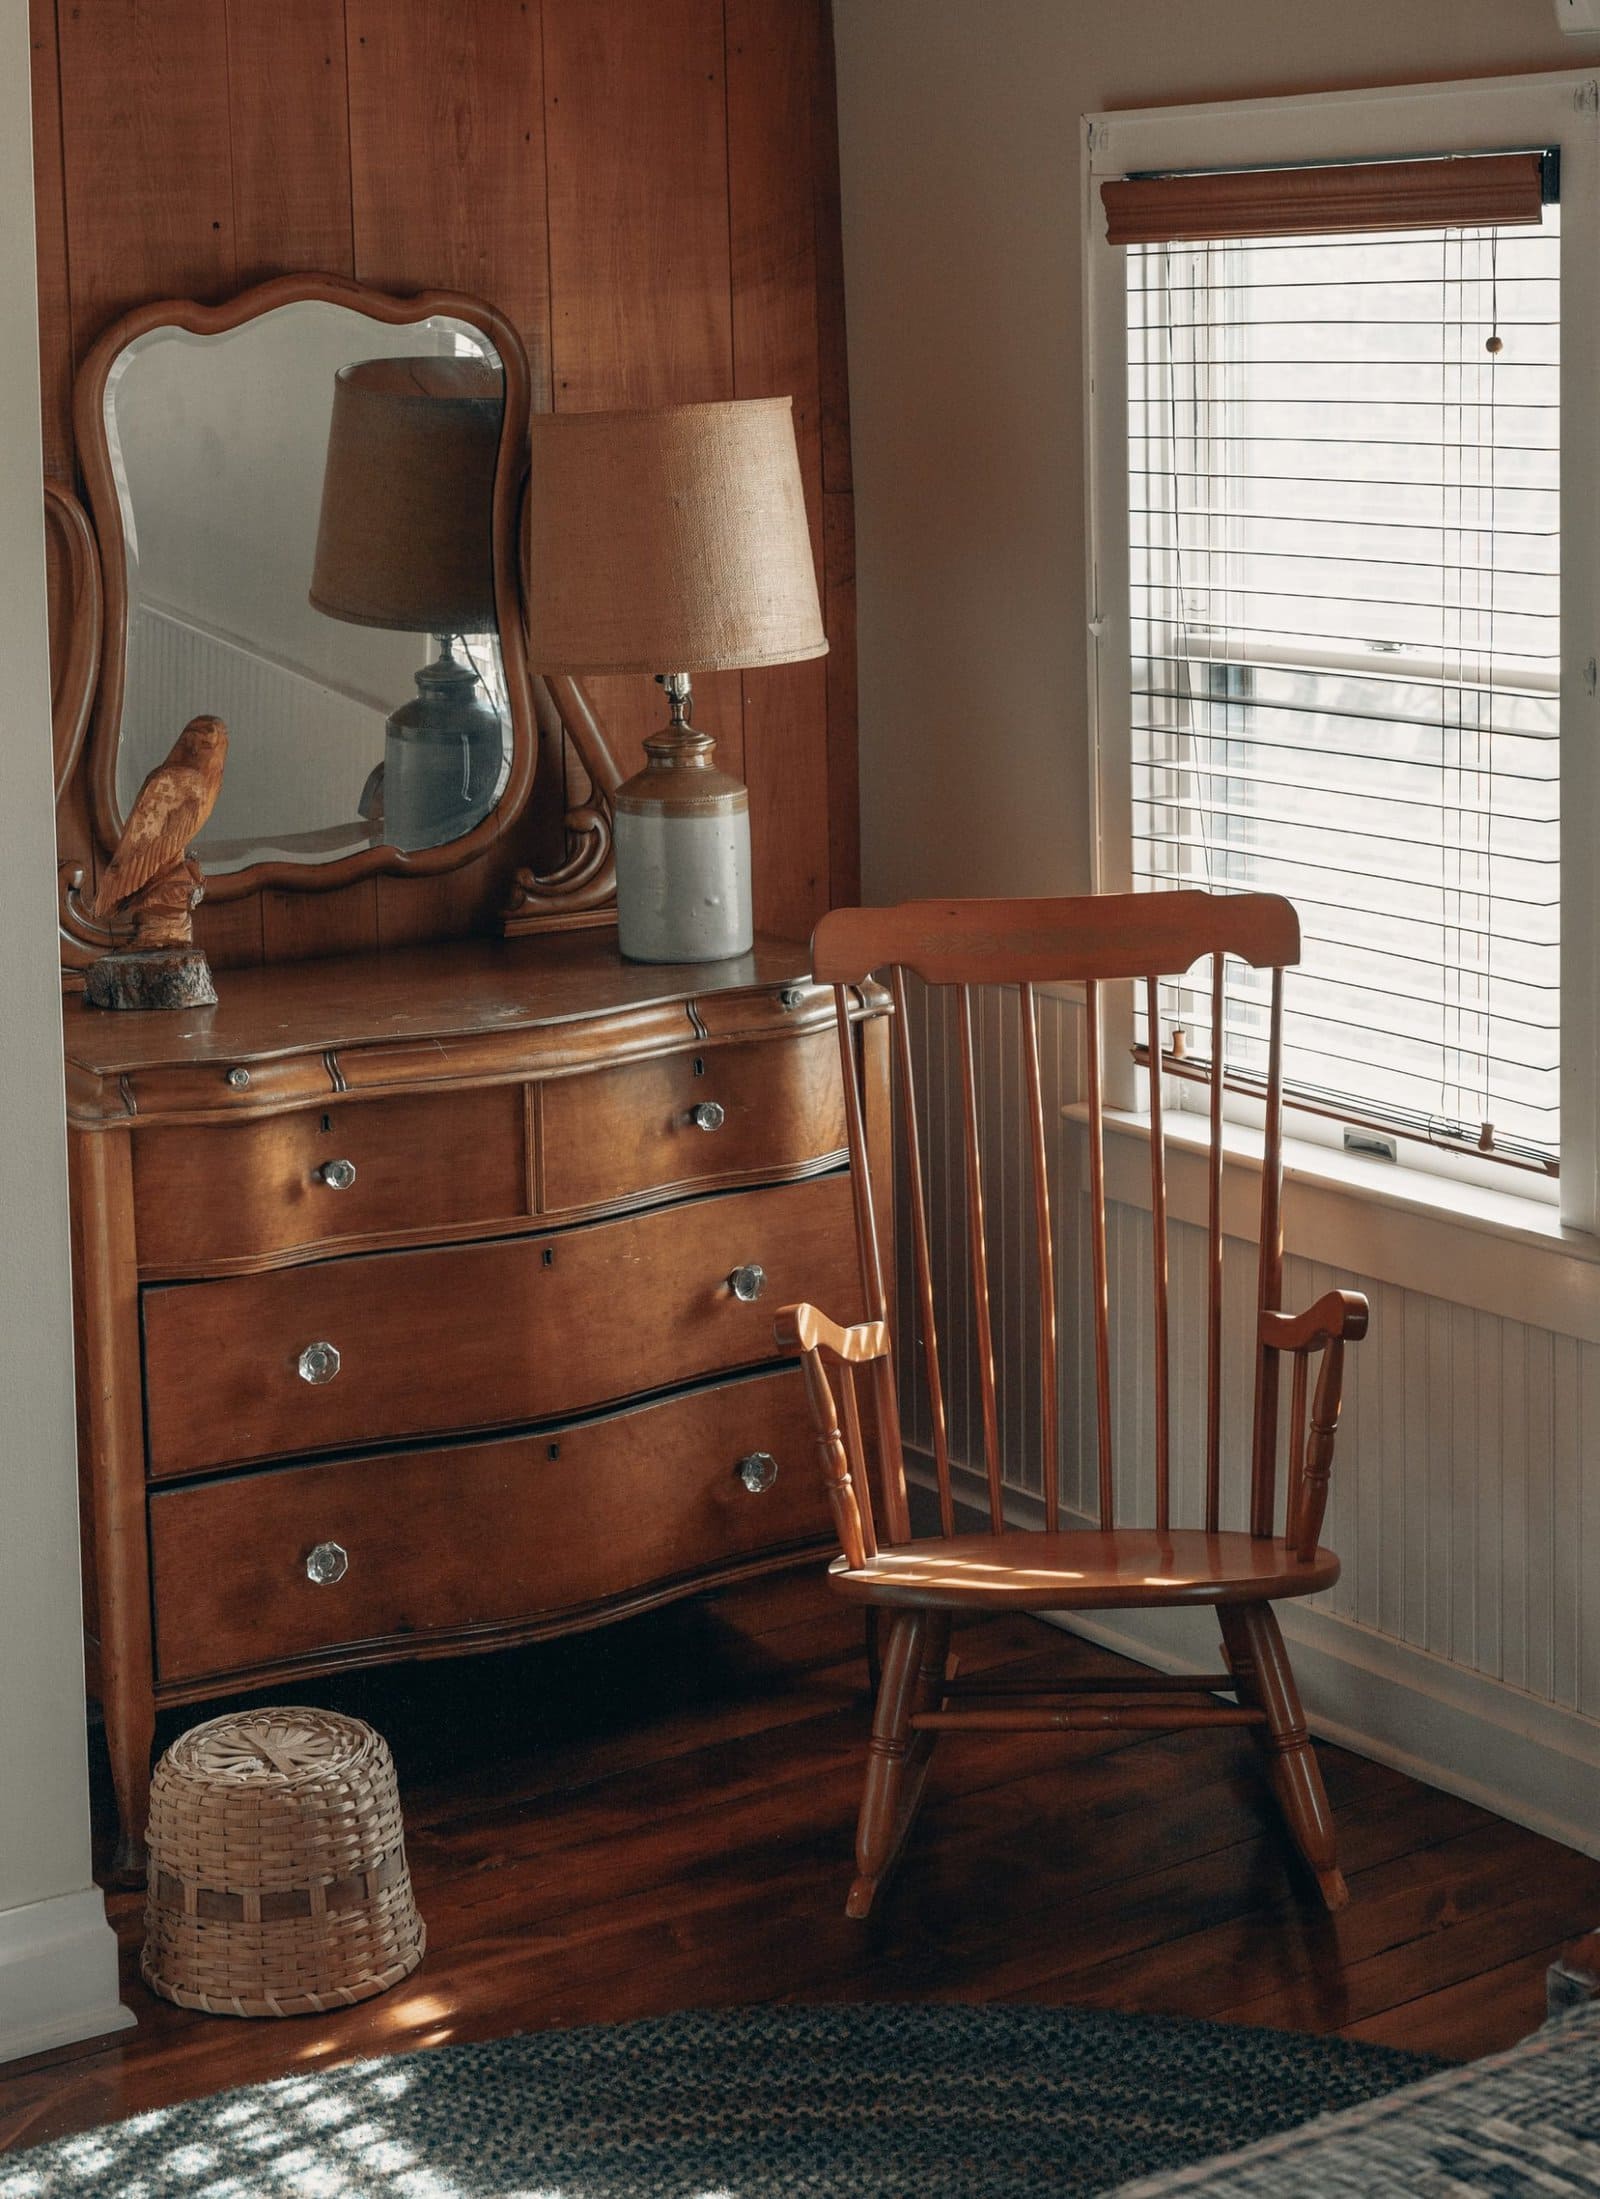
1061, 1101, 1600, 1345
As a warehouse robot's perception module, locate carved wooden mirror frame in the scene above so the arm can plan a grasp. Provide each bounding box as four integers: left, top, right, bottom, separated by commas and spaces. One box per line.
46, 478, 101, 805
74, 272, 543, 905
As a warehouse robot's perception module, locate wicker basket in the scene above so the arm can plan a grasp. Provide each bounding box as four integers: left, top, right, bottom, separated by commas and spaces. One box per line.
142, 1707, 425, 2018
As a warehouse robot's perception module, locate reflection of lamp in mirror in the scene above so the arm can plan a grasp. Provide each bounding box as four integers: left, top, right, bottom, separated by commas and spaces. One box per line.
524, 397, 827, 963
310, 355, 505, 852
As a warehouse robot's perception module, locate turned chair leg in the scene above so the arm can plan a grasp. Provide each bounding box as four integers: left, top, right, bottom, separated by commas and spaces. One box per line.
849, 1609, 947, 1919
1221, 1602, 1348, 1913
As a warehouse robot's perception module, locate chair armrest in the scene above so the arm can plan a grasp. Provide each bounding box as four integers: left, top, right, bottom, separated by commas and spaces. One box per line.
773, 1303, 892, 1570
774, 1302, 892, 1363
1260, 1288, 1369, 1354
1262, 1290, 1367, 1561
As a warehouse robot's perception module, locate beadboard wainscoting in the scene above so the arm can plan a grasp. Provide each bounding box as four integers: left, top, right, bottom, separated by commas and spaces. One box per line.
891, 979, 1600, 1858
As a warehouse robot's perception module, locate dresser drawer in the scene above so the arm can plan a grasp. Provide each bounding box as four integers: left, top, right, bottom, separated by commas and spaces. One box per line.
540, 1029, 846, 1215
132, 1086, 528, 1275
149, 1369, 829, 1684
142, 1172, 861, 1478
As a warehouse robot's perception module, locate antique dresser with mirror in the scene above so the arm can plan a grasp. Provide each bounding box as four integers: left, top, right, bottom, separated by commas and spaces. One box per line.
50, 273, 885, 1879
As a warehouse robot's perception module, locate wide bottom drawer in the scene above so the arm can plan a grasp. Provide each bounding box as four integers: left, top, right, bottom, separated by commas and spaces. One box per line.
149, 1368, 828, 1685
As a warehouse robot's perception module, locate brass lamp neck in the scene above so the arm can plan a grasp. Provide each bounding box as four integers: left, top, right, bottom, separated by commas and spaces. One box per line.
646, 671, 715, 768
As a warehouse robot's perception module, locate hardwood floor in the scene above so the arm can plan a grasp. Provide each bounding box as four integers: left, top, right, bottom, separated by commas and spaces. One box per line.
4, 1565, 1598, 2155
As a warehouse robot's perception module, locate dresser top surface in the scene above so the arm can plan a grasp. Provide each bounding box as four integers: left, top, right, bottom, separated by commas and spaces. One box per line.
62, 930, 815, 1078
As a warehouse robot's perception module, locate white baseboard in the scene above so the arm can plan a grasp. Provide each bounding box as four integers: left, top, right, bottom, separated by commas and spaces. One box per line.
906, 1448, 1600, 1863
1057, 1598, 1600, 1863
0, 1889, 133, 2067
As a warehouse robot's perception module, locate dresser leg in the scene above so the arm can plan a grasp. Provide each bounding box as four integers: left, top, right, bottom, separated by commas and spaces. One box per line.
71, 1127, 157, 1891
106, 1697, 154, 1886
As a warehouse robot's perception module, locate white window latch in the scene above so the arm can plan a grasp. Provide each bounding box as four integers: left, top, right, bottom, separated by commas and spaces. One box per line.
1554, 0, 1600, 35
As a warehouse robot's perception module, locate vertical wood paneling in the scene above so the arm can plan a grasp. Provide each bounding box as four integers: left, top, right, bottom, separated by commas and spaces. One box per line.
1582, 1345, 1600, 1718
1502, 1318, 1528, 1693
345, 0, 547, 366
727, 0, 829, 945
822, 488, 858, 906
543, 0, 741, 794
1449, 1301, 1478, 1666
38, 0, 855, 971
1525, 1323, 1555, 1702
1424, 1296, 1450, 1659
1401, 1292, 1427, 1650
28, 0, 72, 480
56, 0, 245, 972
1553, 1333, 1580, 1710
1376, 1281, 1405, 1644
545, 0, 730, 408
227, 0, 372, 963
57, 0, 237, 355
1477, 1307, 1504, 1679
345, 0, 549, 954
812, 4, 856, 908
225, 0, 354, 285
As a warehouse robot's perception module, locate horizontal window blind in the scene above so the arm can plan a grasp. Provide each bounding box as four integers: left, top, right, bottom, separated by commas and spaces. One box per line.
1123, 166, 1560, 1172
1103, 149, 1548, 246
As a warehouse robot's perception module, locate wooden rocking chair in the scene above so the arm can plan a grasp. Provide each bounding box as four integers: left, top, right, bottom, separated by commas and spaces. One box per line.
777, 891, 1368, 1919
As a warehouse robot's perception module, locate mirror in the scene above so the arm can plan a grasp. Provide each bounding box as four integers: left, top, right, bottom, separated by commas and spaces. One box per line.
77, 279, 535, 889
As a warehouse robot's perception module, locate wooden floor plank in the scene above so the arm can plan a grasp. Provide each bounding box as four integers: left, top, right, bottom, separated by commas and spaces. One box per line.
4, 1570, 1596, 2155
1343, 1950, 1558, 2058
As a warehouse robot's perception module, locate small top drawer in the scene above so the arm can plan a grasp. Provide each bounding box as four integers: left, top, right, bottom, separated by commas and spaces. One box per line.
540, 1029, 846, 1215
132, 1085, 528, 1276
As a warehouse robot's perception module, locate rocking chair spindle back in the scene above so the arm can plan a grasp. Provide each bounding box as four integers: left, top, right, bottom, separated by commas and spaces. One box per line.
775, 891, 1369, 1921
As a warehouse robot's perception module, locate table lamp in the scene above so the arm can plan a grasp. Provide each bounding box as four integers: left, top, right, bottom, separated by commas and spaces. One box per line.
523, 396, 827, 962
310, 354, 506, 851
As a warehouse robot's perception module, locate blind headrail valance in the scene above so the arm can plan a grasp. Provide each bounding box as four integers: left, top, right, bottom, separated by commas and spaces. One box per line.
1101, 149, 1550, 246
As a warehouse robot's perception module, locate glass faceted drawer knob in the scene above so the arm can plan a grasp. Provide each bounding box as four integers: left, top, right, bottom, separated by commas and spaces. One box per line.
737, 1451, 778, 1494
317, 1158, 357, 1190
729, 1263, 766, 1302
691, 1100, 726, 1133
305, 1540, 349, 1586
297, 1340, 341, 1385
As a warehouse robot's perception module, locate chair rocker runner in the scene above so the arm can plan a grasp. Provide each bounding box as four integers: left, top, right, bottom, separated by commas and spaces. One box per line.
777, 891, 1368, 1919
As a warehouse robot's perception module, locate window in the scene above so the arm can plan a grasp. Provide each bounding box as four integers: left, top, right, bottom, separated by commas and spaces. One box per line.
1085, 76, 1600, 1231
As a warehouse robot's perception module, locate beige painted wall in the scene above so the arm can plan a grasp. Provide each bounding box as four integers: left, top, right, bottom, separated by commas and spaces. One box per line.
0, 0, 98, 1911
833, 0, 1578, 902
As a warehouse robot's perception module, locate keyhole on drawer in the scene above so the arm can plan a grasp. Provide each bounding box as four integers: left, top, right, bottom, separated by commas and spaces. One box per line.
693, 1056, 705, 1076
542, 1247, 555, 1267
548, 1442, 561, 1461
320, 1113, 332, 1133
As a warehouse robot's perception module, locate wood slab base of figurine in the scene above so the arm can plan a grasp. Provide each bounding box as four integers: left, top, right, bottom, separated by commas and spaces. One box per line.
86, 714, 228, 1012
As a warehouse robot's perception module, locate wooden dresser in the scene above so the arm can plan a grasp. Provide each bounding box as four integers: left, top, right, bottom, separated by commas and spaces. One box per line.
64, 929, 887, 1878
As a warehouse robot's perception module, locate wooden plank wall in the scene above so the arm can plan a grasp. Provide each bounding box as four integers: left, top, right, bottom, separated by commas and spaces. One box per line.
30, 0, 856, 966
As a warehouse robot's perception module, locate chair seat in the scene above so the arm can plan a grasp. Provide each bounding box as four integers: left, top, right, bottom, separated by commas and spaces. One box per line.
828, 1528, 1339, 1610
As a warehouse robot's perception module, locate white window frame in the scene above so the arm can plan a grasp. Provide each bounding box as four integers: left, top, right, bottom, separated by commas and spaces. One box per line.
1083, 70, 1600, 1238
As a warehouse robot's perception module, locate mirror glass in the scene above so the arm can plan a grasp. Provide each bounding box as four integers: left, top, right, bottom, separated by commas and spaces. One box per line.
104, 301, 512, 873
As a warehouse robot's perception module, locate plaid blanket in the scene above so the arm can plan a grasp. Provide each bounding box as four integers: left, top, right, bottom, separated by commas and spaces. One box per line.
1112, 1999, 1600, 2195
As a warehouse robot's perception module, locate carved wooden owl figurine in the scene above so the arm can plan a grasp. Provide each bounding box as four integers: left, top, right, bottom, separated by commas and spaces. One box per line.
93, 714, 229, 950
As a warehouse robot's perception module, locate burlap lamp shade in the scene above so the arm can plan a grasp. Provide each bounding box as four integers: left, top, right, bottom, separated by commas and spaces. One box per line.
524, 397, 826, 673
309, 354, 507, 853
310, 355, 501, 633
524, 397, 827, 963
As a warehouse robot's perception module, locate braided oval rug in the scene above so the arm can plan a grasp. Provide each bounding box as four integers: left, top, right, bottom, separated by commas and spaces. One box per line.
0, 2003, 1438, 2199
